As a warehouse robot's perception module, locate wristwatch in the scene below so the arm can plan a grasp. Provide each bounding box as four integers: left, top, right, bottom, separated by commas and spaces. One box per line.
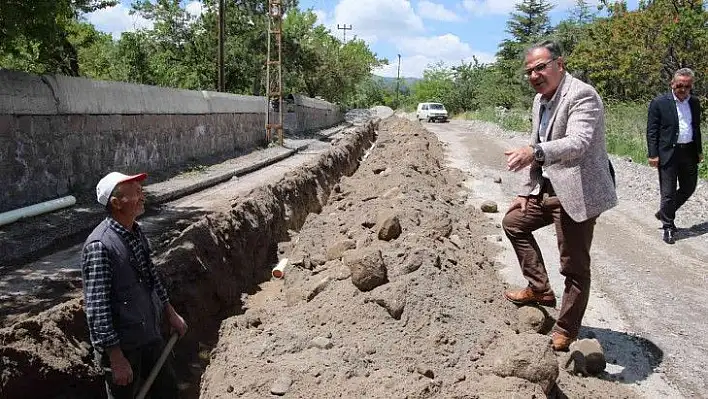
533, 144, 545, 165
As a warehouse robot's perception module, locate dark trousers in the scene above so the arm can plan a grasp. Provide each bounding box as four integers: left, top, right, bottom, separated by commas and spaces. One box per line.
502, 189, 597, 338
658, 145, 699, 230
97, 340, 179, 399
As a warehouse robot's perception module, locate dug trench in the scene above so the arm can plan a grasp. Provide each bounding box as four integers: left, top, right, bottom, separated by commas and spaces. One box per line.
1, 116, 637, 398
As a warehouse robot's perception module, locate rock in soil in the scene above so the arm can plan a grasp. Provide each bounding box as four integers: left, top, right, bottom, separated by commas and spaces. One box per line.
566, 338, 607, 376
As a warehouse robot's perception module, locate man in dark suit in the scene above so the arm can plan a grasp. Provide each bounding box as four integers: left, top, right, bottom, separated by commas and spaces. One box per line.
647, 68, 703, 244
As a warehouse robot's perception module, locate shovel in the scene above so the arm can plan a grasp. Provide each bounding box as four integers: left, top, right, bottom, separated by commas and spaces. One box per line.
136, 332, 179, 399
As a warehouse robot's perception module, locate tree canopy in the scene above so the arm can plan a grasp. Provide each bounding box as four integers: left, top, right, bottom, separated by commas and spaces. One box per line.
0, 0, 385, 104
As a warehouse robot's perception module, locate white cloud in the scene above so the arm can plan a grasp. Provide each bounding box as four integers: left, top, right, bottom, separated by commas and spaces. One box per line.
185, 1, 205, 18
333, 0, 424, 43
462, 0, 600, 16
374, 34, 495, 78
85, 3, 153, 39
312, 9, 329, 26
462, 0, 517, 15
399, 34, 472, 60
417, 0, 462, 22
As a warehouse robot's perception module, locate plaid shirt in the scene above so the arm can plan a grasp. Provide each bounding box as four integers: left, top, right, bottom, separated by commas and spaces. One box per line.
82, 217, 169, 349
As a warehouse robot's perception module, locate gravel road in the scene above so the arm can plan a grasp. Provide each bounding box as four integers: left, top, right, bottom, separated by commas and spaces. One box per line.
422, 118, 708, 398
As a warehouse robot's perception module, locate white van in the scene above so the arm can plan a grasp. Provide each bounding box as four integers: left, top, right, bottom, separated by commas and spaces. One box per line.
416, 102, 448, 123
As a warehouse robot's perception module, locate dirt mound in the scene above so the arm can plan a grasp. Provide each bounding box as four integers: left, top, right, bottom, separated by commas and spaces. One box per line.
0, 299, 102, 398
199, 118, 639, 398
0, 121, 379, 399
0, 116, 640, 398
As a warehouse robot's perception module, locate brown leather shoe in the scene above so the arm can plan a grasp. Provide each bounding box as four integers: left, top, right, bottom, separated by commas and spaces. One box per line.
503, 287, 556, 307
551, 331, 576, 351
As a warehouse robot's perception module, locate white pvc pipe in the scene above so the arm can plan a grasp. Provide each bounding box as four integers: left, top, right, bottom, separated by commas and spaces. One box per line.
0, 195, 76, 227
272, 258, 288, 279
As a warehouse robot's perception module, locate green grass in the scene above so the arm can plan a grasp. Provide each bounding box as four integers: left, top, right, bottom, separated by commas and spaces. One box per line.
604, 102, 649, 164
457, 107, 532, 133
461, 102, 707, 179
605, 102, 708, 179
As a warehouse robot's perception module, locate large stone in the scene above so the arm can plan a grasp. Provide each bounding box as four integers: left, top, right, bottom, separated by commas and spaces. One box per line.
270, 374, 293, 396
566, 338, 606, 376
378, 214, 402, 241
345, 248, 388, 292
306, 276, 332, 302
478, 333, 558, 393
310, 336, 334, 350
391, 248, 440, 277
365, 280, 407, 320
326, 239, 357, 260
481, 201, 498, 213
517, 306, 551, 334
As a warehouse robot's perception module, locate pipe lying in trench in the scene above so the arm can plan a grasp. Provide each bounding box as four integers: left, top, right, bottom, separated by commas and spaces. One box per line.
0, 195, 76, 227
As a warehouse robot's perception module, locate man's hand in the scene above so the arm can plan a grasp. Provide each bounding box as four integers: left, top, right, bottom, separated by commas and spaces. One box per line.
648, 156, 659, 168
508, 196, 529, 214
505, 145, 535, 172
107, 347, 133, 386
165, 303, 188, 337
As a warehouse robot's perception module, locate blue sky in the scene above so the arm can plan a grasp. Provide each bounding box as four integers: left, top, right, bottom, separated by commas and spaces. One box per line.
87, 0, 639, 78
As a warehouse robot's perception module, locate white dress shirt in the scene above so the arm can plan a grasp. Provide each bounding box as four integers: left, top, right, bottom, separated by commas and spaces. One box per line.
673, 93, 693, 144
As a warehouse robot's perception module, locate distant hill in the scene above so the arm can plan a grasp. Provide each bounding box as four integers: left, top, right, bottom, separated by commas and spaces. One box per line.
373, 75, 420, 90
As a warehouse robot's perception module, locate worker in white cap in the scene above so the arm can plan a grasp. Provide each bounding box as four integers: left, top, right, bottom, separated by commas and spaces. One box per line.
81, 172, 187, 398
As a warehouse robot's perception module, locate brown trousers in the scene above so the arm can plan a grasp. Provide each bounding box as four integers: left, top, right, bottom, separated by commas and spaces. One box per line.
502, 192, 596, 338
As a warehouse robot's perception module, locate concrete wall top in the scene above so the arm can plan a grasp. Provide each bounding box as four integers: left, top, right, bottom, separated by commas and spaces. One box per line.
44, 74, 213, 114
291, 94, 336, 110
1, 69, 339, 115
202, 91, 265, 114
0, 69, 59, 114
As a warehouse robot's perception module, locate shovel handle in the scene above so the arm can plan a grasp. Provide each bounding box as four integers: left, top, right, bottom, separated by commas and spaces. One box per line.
136, 333, 179, 399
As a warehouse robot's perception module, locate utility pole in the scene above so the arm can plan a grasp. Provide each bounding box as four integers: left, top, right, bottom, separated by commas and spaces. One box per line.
265, 0, 284, 146
395, 54, 402, 108
218, 0, 225, 92
337, 24, 352, 43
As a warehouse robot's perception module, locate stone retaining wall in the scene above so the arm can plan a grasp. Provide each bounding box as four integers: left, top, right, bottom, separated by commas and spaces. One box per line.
0, 70, 343, 212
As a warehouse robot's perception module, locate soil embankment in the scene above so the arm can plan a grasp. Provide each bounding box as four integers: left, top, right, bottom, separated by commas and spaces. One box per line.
198, 117, 637, 398
1, 116, 638, 398
0, 120, 377, 399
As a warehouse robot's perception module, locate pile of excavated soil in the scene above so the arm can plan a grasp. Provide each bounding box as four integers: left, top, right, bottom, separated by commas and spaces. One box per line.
199, 117, 639, 398
1, 116, 639, 399
0, 120, 378, 399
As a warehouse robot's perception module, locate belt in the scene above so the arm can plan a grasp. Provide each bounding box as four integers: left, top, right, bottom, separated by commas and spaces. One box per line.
675, 142, 695, 149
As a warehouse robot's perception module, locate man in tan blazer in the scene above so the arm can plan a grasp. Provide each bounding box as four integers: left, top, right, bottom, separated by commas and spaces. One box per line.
502, 40, 617, 351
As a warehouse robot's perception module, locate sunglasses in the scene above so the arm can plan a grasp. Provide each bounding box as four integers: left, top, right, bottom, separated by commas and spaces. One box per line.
524, 59, 557, 78
673, 84, 692, 89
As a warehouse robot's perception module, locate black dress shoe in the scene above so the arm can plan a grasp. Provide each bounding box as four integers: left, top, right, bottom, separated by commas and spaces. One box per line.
663, 228, 675, 244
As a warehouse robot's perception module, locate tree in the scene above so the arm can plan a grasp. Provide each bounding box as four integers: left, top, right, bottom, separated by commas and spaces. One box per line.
553, 0, 596, 57
0, 0, 117, 75
497, 0, 555, 62
282, 8, 385, 103
492, 0, 556, 108
569, 0, 707, 100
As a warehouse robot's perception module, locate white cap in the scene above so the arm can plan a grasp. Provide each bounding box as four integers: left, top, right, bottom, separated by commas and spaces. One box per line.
96, 172, 147, 206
